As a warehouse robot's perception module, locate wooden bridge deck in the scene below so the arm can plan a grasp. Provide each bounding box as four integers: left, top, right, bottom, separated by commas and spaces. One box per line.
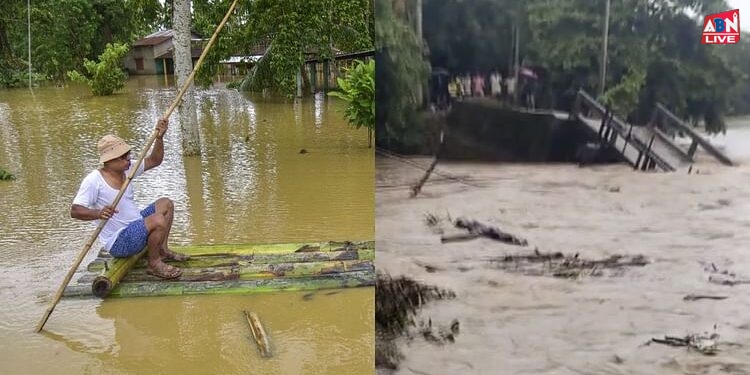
570, 90, 732, 172
576, 115, 690, 172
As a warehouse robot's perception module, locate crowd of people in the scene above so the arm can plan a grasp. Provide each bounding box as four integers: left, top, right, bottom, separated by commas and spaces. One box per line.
430, 68, 539, 111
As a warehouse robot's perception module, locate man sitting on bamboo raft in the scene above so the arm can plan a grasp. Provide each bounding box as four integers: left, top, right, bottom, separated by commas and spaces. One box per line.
70, 119, 189, 279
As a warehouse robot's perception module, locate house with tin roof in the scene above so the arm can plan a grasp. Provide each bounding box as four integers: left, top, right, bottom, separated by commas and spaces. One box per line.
124, 29, 203, 75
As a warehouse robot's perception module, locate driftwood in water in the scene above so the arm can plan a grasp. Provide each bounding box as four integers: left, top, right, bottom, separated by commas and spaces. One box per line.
650, 334, 719, 355
410, 130, 444, 198
489, 249, 648, 278
245, 310, 272, 358
683, 294, 728, 301
442, 218, 528, 246
704, 264, 750, 286
708, 276, 750, 286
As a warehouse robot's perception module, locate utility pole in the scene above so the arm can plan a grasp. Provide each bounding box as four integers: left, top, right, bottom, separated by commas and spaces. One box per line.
507, 24, 514, 79
416, 0, 423, 41
513, 22, 520, 105
416, 0, 425, 107
599, 0, 611, 98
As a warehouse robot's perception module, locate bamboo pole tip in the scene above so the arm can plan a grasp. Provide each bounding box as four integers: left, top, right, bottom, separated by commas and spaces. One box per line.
92, 276, 113, 298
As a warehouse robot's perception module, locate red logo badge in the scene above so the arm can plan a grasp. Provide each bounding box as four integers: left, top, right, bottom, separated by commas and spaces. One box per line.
702, 9, 740, 44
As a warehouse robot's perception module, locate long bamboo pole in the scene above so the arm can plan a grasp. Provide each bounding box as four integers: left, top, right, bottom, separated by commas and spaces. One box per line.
35, 0, 240, 333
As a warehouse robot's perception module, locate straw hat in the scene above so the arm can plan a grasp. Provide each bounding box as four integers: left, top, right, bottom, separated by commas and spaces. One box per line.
97, 134, 132, 163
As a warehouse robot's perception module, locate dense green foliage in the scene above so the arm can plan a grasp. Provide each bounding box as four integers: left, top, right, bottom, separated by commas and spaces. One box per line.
0, 0, 163, 87
67, 43, 129, 96
191, 0, 374, 95
328, 59, 375, 146
375, 0, 430, 151
421, 0, 750, 133
1, 0, 372, 95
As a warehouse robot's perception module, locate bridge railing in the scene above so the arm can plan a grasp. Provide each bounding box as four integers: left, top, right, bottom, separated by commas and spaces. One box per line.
572, 90, 675, 172
649, 103, 733, 166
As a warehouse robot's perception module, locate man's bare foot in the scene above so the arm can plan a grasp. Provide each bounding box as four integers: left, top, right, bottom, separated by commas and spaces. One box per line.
147, 261, 183, 279
161, 248, 191, 262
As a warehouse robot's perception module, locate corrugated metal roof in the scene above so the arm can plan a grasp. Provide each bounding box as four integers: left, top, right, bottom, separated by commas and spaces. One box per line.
133, 29, 203, 47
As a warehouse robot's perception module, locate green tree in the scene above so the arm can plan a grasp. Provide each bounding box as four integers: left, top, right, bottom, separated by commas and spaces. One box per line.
419, 0, 748, 134
187, 0, 373, 94
376, 0, 430, 151
235, 0, 373, 95
328, 59, 375, 147
67, 42, 129, 96
1, 0, 164, 86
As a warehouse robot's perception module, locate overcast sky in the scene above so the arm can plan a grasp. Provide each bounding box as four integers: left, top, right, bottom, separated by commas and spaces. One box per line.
727, 0, 747, 29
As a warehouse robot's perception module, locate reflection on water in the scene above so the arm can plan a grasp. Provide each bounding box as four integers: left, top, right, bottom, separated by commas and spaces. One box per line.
376, 117, 750, 374
0, 77, 373, 374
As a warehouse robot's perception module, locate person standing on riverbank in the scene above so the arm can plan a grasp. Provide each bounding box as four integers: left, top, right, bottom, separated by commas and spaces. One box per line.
70, 119, 188, 279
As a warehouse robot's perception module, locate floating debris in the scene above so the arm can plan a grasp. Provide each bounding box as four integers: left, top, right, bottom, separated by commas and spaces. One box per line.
683, 294, 728, 301
418, 318, 460, 345
708, 276, 750, 286
424, 213, 440, 227
488, 249, 648, 278
702, 262, 750, 286
442, 217, 527, 246
649, 333, 719, 355
244, 310, 272, 358
375, 272, 456, 370
414, 260, 442, 273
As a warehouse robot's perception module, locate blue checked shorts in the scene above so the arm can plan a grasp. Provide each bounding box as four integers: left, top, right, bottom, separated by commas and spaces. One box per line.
109, 202, 157, 258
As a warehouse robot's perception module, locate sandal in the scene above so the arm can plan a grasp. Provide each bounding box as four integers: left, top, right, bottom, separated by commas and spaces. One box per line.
147, 263, 183, 279
163, 250, 191, 262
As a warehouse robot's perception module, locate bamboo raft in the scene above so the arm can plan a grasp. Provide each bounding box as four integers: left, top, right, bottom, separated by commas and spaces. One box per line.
62, 240, 375, 298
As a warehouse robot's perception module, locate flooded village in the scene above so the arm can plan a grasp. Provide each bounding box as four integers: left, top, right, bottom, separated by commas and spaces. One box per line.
0, 1, 375, 374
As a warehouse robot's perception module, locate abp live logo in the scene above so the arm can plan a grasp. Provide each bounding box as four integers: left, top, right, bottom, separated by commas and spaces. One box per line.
702, 9, 740, 44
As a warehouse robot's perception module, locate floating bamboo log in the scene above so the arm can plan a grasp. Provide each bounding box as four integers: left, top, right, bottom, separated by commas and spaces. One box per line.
86, 248, 374, 272
67, 241, 374, 299
91, 248, 147, 298
78, 259, 373, 283
245, 311, 272, 358
63, 270, 374, 298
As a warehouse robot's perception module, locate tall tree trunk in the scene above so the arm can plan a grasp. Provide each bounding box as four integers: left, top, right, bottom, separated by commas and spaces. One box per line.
173, 0, 201, 156
0, 19, 12, 60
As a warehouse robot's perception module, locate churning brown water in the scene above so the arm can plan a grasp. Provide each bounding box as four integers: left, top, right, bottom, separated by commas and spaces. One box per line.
0, 77, 373, 374
376, 117, 750, 375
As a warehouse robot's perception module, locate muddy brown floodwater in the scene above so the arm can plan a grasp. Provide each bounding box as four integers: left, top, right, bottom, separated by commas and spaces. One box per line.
0, 77, 374, 374
376, 117, 750, 375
